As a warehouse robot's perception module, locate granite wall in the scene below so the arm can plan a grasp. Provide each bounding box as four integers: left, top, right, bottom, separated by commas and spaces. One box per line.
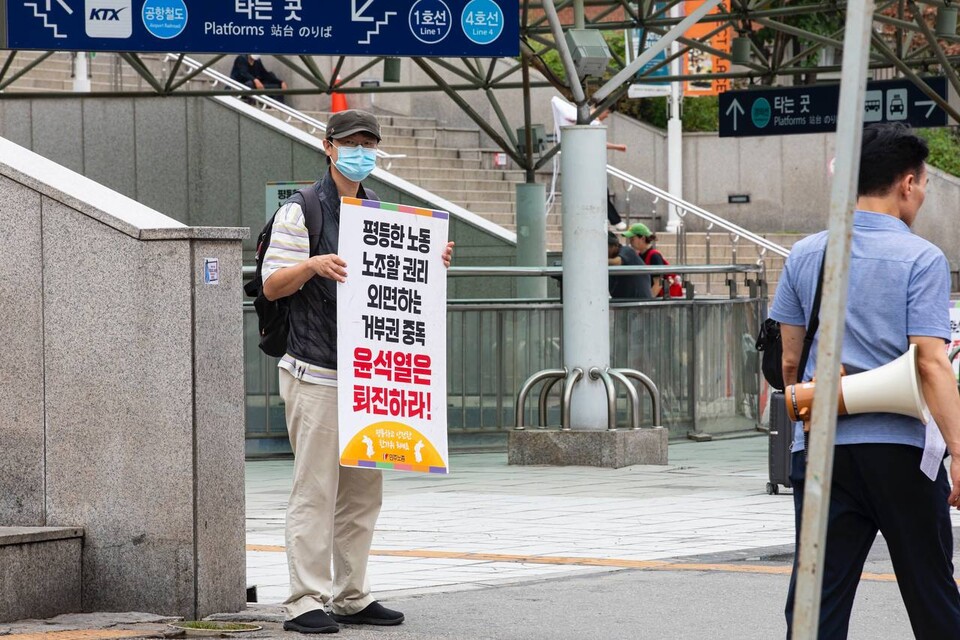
0, 137, 247, 619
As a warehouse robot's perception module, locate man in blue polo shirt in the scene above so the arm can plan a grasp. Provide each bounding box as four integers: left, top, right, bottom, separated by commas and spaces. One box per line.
771, 123, 960, 639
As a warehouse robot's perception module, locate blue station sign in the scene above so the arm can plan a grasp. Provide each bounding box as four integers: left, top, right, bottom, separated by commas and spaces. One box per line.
719, 77, 949, 137
3, 0, 520, 57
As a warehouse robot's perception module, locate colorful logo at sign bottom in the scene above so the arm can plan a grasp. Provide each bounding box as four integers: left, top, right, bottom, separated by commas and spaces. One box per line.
342, 421, 447, 474
142, 0, 188, 40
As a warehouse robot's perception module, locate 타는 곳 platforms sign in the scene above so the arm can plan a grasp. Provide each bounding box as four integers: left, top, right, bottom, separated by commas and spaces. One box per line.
5, 0, 519, 57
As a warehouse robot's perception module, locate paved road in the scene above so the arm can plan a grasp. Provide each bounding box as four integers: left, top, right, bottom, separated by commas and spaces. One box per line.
5, 436, 959, 639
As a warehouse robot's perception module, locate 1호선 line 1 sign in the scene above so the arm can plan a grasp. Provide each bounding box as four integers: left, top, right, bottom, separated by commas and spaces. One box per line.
719, 77, 948, 137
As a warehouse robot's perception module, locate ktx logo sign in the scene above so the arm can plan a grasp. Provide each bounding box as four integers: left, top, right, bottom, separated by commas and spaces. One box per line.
89, 7, 126, 20
85, 0, 132, 38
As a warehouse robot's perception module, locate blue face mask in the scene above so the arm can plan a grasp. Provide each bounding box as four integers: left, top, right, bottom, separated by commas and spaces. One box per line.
333, 144, 377, 182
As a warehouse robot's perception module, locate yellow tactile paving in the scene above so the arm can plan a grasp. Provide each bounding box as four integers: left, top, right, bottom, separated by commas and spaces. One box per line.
245, 544, 912, 584
1, 631, 155, 640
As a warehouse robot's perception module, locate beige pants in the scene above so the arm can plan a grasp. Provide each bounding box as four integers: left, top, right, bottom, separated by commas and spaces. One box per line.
279, 368, 383, 618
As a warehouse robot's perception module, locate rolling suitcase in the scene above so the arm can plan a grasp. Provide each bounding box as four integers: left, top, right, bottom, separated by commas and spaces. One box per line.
767, 391, 793, 495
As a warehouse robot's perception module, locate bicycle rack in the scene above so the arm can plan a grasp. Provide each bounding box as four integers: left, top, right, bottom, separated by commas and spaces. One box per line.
515, 368, 567, 431
515, 366, 663, 431
615, 368, 663, 429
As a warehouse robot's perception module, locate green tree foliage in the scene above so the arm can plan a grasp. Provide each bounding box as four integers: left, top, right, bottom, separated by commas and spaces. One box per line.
616, 95, 719, 132
604, 30, 721, 132
918, 127, 960, 177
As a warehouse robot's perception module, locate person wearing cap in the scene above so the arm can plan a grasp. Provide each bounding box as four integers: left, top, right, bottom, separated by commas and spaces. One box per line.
230, 54, 287, 104
608, 231, 652, 300
623, 223, 683, 298
261, 109, 454, 634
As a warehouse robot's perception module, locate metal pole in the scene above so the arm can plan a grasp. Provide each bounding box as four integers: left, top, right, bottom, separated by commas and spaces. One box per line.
791, 1, 874, 638
666, 1, 684, 233
561, 125, 610, 430
73, 52, 91, 93
521, 49, 536, 183
516, 183, 548, 299
574, 0, 585, 29
540, 0, 589, 123
592, 0, 724, 104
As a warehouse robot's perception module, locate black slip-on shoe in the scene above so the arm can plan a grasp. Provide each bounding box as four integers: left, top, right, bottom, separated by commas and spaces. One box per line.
282, 609, 340, 634
330, 601, 405, 626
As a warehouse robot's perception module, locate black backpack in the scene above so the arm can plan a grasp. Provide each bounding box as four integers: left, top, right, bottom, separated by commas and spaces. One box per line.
244, 184, 324, 357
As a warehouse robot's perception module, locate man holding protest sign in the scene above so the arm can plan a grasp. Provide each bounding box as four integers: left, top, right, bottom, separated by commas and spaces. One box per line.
261, 109, 454, 634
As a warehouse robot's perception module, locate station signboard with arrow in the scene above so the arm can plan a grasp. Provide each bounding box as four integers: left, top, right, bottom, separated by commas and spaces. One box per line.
719, 77, 948, 137
3, 0, 519, 57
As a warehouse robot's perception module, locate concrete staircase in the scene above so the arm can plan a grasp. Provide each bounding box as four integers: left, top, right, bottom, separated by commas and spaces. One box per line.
294, 110, 566, 247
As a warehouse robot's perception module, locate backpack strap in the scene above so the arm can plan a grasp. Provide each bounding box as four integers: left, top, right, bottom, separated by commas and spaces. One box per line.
295, 183, 324, 257
796, 255, 827, 383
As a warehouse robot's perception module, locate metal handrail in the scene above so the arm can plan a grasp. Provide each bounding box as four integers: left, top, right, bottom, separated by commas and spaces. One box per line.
606, 164, 790, 259
448, 264, 761, 277
164, 54, 405, 163
241, 264, 761, 278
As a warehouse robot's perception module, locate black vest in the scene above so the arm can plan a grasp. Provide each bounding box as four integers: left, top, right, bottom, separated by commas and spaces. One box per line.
286, 171, 378, 369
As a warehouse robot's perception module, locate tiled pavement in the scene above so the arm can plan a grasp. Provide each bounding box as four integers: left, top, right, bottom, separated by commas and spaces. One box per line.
247, 435, 960, 606
246, 435, 812, 604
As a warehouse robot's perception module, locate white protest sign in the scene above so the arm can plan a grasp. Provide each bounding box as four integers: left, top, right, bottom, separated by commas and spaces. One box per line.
950, 303, 960, 377
337, 197, 449, 474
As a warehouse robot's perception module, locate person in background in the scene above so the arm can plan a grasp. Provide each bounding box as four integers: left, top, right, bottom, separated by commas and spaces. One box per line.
608, 190, 627, 231
548, 96, 627, 211
608, 231, 652, 300
623, 223, 683, 298
231, 54, 288, 104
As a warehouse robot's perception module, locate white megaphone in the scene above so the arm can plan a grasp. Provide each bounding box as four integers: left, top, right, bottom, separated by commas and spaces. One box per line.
785, 344, 930, 426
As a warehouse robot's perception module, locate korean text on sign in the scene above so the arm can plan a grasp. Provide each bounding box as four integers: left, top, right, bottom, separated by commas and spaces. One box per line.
337, 198, 450, 474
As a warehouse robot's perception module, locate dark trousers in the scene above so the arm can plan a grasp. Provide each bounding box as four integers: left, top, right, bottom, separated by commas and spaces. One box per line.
241, 79, 286, 104
785, 445, 960, 639
607, 198, 622, 225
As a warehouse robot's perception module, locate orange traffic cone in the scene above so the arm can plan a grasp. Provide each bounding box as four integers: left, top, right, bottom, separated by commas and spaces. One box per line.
331, 76, 348, 113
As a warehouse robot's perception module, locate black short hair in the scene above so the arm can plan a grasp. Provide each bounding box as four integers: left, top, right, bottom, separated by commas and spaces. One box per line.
858, 123, 928, 197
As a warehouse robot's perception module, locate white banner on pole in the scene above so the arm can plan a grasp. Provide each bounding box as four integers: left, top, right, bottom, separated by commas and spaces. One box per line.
337, 197, 450, 474
949, 303, 960, 376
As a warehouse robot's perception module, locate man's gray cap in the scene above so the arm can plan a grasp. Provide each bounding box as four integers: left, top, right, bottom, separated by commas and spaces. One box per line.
327, 110, 382, 141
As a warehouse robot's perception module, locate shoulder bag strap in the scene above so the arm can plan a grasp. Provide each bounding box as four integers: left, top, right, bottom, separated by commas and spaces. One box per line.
796, 255, 827, 383
297, 183, 324, 257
